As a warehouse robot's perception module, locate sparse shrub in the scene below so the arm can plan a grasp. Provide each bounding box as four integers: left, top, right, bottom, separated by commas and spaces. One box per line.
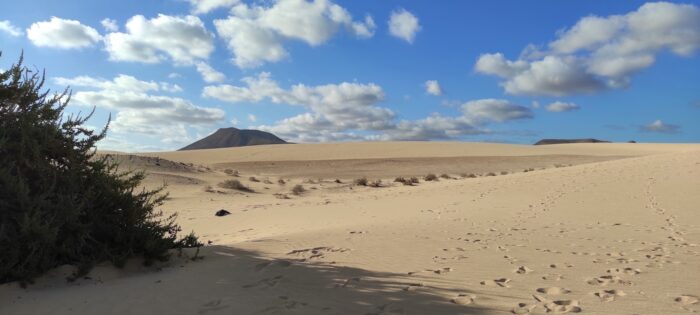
464, 173, 477, 178
218, 179, 254, 192
277, 179, 286, 185
291, 184, 306, 195
249, 176, 260, 182
224, 169, 239, 176
440, 173, 451, 179
395, 177, 418, 186
369, 179, 382, 187
424, 173, 438, 181
485, 172, 496, 176
354, 177, 368, 186
334, 179, 342, 184
203, 185, 215, 193
523, 168, 535, 172
500, 171, 508, 175
274, 193, 290, 199
263, 179, 273, 184
0, 54, 199, 284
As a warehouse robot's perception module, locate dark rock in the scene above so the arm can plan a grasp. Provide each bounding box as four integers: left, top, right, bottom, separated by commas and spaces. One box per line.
215, 209, 231, 217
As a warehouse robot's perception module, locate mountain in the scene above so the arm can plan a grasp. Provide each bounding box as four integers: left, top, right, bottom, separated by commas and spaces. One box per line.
178, 128, 288, 151
534, 138, 611, 145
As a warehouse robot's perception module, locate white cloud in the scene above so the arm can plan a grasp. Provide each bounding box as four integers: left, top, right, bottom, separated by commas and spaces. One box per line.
247, 114, 257, 122
101, 18, 119, 32
214, 0, 375, 68
475, 2, 700, 96
388, 8, 420, 43
424, 80, 443, 96
0, 20, 22, 37
55, 74, 181, 93
168, 72, 182, 79
104, 14, 214, 64
205, 73, 529, 142
531, 101, 540, 109
462, 99, 533, 123
189, 0, 240, 14
26, 17, 101, 49
640, 120, 680, 133
195, 61, 226, 83
60, 74, 224, 147
545, 101, 580, 112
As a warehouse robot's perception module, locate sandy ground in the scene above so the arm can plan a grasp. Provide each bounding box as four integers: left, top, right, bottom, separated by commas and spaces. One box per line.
2, 142, 700, 315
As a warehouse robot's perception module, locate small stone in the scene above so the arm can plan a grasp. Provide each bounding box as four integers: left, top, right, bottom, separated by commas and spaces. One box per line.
215, 209, 231, 216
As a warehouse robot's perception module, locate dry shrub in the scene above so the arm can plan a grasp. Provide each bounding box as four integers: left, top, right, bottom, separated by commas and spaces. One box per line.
424, 173, 438, 181
291, 184, 306, 195
224, 169, 239, 176
368, 179, 382, 187
218, 179, 254, 192
249, 176, 260, 182
354, 177, 368, 186
278, 179, 286, 185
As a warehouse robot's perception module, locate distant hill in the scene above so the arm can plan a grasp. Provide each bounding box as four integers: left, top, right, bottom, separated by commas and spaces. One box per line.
534, 138, 611, 145
179, 127, 288, 151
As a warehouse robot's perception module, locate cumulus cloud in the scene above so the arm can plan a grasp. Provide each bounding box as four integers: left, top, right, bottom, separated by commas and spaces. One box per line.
104, 14, 214, 64
0, 20, 22, 37
55, 74, 181, 93
205, 73, 530, 142
424, 80, 443, 96
214, 0, 375, 68
195, 61, 226, 83
26, 17, 101, 49
101, 18, 118, 32
60, 74, 224, 147
475, 2, 700, 96
640, 120, 680, 133
462, 99, 533, 123
189, 0, 240, 14
388, 8, 420, 43
545, 101, 580, 112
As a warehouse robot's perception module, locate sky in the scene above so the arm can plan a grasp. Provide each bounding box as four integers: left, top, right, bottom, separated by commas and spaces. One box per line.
1, 0, 699, 151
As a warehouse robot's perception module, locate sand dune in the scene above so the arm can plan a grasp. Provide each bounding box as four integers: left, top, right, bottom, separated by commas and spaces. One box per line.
2, 142, 699, 314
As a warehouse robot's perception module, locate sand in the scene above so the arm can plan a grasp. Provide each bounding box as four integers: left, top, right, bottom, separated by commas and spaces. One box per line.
2, 142, 699, 314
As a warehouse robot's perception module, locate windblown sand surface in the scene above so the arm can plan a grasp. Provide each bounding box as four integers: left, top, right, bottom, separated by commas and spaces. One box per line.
2, 142, 700, 314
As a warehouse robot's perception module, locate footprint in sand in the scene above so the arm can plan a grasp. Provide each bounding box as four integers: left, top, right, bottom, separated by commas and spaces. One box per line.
537, 287, 571, 295
543, 300, 582, 313
542, 273, 563, 281
675, 295, 699, 305
451, 294, 476, 305
242, 275, 284, 289
606, 267, 640, 275
514, 266, 534, 274
511, 302, 537, 314
586, 275, 630, 286
480, 278, 511, 288
255, 260, 292, 272
593, 289, 626, 302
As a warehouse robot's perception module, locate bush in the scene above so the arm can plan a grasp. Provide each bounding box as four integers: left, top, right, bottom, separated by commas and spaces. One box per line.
203, 185, 215, 193
223, 169, 238, 176
500, 171, 508, 175
461, 173, 477, 178
277, 179, 286, 185
218, 179, 254, 192
291, 184, 305, 195
424, 173, 438, 181
485, 172, 496, 176
0, 54, 199, 284
395, 177, 418, 186
440, 173, 451, 179
249, 176, 260, 182
354, 177, 368, 186
368, 179, 382, 187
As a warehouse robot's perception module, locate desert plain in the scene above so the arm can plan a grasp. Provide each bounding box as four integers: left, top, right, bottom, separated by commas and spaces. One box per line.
1, 142, 699, 314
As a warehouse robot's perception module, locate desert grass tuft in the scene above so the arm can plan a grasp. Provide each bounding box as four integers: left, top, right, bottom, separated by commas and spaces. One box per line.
424, 173, 438, 181
218, 179, 254, 192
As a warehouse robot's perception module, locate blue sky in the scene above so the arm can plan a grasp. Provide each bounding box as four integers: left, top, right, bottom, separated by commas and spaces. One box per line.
1, 0, 699, 151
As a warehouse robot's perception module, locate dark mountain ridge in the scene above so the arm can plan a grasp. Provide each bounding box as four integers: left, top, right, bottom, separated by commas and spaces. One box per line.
179, 127, 288, 151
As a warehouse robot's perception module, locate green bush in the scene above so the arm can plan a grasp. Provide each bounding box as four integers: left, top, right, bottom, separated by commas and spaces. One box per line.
0, 54, 199, 285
